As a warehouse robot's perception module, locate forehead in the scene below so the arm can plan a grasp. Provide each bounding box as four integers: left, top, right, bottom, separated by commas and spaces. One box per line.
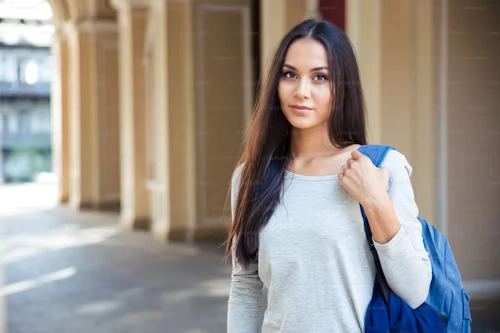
284, 38, 329, 69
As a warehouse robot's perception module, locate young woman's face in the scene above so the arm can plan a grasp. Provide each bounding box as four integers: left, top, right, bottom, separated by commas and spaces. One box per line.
278, 38, 333, 131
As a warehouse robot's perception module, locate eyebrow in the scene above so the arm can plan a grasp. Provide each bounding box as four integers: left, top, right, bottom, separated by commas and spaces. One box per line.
283, 64, 329, 71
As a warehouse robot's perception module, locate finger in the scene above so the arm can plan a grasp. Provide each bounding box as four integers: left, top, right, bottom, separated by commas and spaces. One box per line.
341, 164, 347, 174
351, 150, 362, 160
346, 158, 354, 168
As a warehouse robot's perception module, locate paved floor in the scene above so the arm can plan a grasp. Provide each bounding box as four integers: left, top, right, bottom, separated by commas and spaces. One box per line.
1, 183, 231, 333
1, 183, 500, 333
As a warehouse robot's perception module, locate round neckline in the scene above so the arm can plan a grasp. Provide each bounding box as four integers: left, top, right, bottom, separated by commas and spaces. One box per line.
284, 144, 361, 181
285, 169, 339, 181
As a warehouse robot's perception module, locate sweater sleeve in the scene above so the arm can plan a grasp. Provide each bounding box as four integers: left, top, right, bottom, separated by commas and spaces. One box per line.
372, 150, 432, 309
227, 164, 265, 333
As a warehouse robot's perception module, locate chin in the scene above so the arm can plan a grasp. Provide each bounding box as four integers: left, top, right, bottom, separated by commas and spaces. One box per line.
287, 118, 318, 130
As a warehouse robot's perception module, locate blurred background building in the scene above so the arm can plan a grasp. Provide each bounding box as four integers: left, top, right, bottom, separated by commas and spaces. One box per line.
0, 1, 54, 183
0, 0, 499, 329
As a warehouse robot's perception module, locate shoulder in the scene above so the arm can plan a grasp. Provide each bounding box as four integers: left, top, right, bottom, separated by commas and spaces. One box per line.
232, 163, 245, 184
380, 149, 413, 177
231, 162, 246, 195
230, 163, 246, 215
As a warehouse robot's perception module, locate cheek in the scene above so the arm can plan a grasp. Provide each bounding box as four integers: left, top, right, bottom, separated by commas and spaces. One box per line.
313, 86, 333, 112
278, 81, 290, 101
278, 81, 286, 105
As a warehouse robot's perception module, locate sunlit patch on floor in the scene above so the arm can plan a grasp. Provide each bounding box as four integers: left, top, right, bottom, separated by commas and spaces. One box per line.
1, 225, 122, 264
76, 301, 122, 316
1, 267, 76, 296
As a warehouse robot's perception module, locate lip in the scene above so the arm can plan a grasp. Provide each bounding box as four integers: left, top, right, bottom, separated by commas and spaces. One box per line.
290, 104, 313, 110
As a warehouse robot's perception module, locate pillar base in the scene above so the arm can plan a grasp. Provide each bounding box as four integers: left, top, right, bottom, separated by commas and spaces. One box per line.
191, 225, 228, 243
71, 200, 121, 212
152, 221, 169, 243
121, 215, 150, 230
59, 195, 70, 204
153, 224, 228, 243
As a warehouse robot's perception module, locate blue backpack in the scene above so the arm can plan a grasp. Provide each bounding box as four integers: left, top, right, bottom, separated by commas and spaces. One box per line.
358, 144, 472, 333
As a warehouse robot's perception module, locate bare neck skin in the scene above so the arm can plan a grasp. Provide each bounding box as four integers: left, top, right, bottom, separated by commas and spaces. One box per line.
288, 125, 359, 176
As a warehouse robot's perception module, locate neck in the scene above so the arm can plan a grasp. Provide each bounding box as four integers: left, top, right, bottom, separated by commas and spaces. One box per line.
290, 125, 341, 160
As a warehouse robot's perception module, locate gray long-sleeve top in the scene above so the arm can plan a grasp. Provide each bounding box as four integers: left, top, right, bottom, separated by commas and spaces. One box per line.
227, 150, 432, 333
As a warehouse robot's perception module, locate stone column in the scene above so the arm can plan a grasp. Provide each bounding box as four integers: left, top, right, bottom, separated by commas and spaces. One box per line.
111, 0, 150, 228
163, 0, 197, 241
65, 19, 121, 210
144, 0, 198, 242
51, 28, 71, 203
260, 0, 286, 81
144, 0, 171, 241
346, 0, 383, 145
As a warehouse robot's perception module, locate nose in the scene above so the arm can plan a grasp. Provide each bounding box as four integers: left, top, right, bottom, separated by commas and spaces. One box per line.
294, 78, 311, 99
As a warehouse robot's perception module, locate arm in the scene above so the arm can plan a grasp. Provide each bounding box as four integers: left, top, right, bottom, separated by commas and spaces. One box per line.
363, 150, 432, 309
227, 164, 265, 333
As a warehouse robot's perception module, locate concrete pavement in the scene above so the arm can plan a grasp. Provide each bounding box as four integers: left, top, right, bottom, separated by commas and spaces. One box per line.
1, 183, 231, 333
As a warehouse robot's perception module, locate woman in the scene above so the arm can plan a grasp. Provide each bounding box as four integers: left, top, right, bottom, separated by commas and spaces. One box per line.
225, 19, 431, 333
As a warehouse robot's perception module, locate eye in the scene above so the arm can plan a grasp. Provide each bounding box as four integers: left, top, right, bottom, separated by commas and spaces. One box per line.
313, 74, 328, 81
282, 71, 297, 79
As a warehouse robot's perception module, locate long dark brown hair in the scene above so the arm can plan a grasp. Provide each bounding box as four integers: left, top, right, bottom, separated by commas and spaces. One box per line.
224, 19, 367, 268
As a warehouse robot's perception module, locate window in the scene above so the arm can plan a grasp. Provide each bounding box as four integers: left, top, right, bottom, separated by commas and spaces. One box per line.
0, 113, 7, 132
39, 57, 54, 83
31, 109, 51, 134
3, 54, 17, 82
0, 54, 5, 81
24, 61, 39, 85
7, 113, 18, 134
19, 110, 31, 134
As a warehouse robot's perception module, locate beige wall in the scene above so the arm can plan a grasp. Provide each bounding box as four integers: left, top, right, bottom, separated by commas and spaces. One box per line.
380, 0, 415, 155
144, 0, 258, 241
346, 0, 383, 144
348, 0, 500, 295
192, 0, 253, 239
445, 1, 500, 284
286, 0, 308, 30
260, 0, 319, 80
96, 29, 121, 207
380, 0, 437, 223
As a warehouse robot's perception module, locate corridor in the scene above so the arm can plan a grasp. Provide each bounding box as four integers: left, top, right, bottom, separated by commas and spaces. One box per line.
1, 183, 230, 333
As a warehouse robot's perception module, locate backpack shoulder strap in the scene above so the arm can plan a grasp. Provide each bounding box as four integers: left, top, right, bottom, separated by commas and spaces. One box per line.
357, 144, 397, 304
357, 144, 396, 168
